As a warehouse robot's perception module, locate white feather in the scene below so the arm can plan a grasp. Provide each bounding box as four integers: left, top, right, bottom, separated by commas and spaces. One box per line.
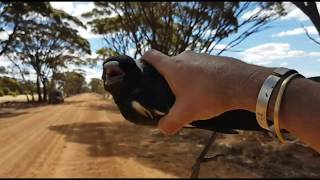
153, 109, 165, 116
131, 101, 153, 119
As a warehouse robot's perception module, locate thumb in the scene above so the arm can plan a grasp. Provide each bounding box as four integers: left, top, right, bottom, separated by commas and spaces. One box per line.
158, 99, 196, 135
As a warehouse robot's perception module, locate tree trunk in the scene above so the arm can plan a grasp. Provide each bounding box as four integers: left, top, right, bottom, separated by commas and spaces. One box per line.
36, 75, 42, 102
292, 2, 320, 36
31, 90, 35, 102
42, 79, 47, 102
25, 94, 30, 103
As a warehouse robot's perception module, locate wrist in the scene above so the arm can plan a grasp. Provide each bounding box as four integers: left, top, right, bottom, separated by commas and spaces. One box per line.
233, 65, 275, 113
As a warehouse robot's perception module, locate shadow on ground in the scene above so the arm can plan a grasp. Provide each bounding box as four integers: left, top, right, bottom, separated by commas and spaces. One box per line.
0, 111, 29, 118
0, 101, 48, 110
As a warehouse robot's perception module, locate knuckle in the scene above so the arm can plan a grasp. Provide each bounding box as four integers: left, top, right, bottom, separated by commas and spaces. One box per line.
181, 50, 193, 56
142, 49, 157, 58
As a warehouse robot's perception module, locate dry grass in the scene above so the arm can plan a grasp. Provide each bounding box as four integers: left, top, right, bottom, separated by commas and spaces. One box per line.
0, 95, 39, 103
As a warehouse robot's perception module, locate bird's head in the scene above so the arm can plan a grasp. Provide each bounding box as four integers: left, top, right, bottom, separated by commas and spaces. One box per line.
102, 55, 142, 93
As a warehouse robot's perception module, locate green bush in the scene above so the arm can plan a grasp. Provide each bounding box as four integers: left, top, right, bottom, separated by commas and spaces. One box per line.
0, 88, 4, 97
3, 87, 10, 95
8, 91, 17, 97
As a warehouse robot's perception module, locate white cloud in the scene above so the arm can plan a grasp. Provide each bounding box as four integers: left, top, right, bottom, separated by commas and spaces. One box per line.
50, 2, 75, 15
77, 27, 103, 39
255, 61, 272, 66
50, 2, 101, 40
84, 52, 98, 59
0, 32, 9, 41
214, 44, 229, 50
242, 2, 319, 22
241, 7, 262, 20
81, 66, 102, 83
280, 2, 310, 21
272, 26, 318, 37
241, 7, 276, 21
239, 43, 307, 65
72, 2, 95, 19
301, 70, 320, 78
239, 43, 320, 66
0, 55, 12, 67
309, 52, 320, 57
0, 30, 13, 41
195, 42, 229, 53
317, 59, 320, 62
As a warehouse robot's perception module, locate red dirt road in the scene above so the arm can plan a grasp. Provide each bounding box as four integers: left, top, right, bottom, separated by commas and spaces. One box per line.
0, 93, 319, 178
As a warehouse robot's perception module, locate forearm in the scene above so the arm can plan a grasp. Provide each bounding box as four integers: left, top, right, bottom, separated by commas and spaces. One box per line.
278, 78, 320, 152
239, 65, 320, 152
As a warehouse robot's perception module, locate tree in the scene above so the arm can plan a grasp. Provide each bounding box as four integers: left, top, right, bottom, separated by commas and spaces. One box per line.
0, 2, 53, 56
0, 76, 21, 95
89, 78, 105, 94
292, 2, 320, 45
60, 71, 87, 97
0, 66, 6, 74
83, 2, 286, 58
5, 2, 91, 102
5, 56, 34, 102
86, 47, 120, 67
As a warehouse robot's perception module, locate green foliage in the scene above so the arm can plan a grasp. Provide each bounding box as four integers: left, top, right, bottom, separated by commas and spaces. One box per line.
87, 48, 120, 67
0, 88, 4, 97
89, 78, 105, 94
84, 2, 286, 57
59, 71, 87, 96
0, 66, 6, 74
0, 76, 21, 94
0, 76, 36, 96
0, 2, 53, 56
1, 2, 91, 102
2, 87, 10, 95
8, 91, 17, 97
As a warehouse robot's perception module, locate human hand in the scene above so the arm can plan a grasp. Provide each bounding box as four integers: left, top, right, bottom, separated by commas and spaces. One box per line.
142, 49, 273, 135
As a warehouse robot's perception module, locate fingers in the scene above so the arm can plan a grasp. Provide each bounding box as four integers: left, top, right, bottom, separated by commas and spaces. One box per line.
158, 99, 196, 135
141, 49, 173, 79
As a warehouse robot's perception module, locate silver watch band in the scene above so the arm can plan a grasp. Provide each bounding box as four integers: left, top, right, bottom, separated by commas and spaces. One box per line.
255, 67, 297, 130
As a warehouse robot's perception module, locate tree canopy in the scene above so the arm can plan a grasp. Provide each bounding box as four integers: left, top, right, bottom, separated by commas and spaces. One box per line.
1, 2, 91, 102
83, 2, 286, 58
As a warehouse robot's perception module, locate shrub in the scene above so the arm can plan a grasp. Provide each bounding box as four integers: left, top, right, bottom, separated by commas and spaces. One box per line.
0, 88, 4, 97
2, 87, 10, 95
8, 91, 17, 97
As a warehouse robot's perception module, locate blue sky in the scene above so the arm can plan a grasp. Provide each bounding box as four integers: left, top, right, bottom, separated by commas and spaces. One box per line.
1, 2, 320, 82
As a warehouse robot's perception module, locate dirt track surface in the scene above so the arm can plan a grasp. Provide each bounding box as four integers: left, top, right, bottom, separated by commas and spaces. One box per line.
0, 93, 319, 178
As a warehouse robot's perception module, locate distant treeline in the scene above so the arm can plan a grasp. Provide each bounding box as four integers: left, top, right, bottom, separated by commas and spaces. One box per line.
0, 76, 35, 97
0, 74, 106, 100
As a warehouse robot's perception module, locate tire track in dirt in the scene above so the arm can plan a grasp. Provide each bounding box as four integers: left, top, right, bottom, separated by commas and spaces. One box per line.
49, 94, 109, 177
19, 100, 88, 177
0, 104, 74, 176
46, 96, 91, 177
0, 104, 72, 155
0, 105, 56, 130
0, 95, 89, 177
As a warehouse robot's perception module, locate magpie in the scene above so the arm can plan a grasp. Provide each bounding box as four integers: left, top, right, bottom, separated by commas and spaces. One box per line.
101, 55, 269, 134
101, 55, 319, 178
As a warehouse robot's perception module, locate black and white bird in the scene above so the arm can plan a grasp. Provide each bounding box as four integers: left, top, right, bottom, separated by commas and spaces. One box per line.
102, 55, 268, 133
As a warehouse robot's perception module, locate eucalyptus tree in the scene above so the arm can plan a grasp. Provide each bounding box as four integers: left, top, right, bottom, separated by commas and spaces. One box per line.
83, 2, 286, 58
4, 2, 91, 102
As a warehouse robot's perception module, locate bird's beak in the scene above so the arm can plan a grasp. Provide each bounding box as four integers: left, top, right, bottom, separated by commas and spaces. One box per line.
103, 61, 125, 86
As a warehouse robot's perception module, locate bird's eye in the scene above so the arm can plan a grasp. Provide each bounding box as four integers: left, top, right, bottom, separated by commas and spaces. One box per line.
104, 61, 123, 78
